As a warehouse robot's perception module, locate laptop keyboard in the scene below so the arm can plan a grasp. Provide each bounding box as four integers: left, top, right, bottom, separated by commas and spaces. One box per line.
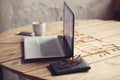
38, 36, 65, 57
25, 36, 65, 57
39, 38, 60, 55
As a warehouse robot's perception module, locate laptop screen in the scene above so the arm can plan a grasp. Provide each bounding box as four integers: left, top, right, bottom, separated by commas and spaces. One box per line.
63, 2, 74, 57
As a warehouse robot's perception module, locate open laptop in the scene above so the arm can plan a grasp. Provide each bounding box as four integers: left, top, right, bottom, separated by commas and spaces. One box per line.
23, 2, 74, 61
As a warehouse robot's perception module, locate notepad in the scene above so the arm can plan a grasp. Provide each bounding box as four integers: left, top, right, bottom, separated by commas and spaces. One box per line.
49, 59, 91, 75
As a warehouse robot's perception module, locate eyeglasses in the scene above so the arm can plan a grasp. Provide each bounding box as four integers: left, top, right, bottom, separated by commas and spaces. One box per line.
58, 55, 82, 69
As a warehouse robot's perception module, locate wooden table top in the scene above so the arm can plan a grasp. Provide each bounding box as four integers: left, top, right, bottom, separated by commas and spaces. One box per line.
0, 19, 120, 80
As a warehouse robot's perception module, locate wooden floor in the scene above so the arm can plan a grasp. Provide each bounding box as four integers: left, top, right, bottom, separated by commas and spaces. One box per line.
0, 19, 120, 80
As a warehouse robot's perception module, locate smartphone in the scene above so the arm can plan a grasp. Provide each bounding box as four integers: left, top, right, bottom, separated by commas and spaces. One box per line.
16, 31, 34, 36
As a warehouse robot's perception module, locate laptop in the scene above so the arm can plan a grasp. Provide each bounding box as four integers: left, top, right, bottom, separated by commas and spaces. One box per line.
23, 2, 75, 62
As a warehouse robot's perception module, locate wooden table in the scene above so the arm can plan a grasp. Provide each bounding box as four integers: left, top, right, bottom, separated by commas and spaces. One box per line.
0, 20, 120, 80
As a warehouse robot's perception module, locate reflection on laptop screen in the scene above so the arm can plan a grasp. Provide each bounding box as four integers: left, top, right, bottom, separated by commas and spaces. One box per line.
63, 2, 74, 53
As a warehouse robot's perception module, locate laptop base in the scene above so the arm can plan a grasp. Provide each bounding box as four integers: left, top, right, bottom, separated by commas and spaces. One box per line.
23, 57, 70, 63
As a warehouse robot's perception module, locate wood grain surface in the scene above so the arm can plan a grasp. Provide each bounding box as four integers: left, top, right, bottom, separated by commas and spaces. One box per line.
0, 20, 120, 80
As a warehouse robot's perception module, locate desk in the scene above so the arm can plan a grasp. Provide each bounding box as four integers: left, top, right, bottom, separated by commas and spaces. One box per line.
0, 20, 120, 80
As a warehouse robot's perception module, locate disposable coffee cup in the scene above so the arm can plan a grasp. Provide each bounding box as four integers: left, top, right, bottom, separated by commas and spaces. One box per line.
32, 22, 46, 36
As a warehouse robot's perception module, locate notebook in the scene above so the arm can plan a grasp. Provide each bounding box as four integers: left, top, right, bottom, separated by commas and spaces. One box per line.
23, 2, 75, 62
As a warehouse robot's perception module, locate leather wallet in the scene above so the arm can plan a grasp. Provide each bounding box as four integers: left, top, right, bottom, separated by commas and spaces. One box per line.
48, 59, 91, 75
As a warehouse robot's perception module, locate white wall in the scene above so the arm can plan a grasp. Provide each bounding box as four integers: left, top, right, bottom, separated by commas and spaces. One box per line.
0, 0, 11, 32
0, 0, 114, 32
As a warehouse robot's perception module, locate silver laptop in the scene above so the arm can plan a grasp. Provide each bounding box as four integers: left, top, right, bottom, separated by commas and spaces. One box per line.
24, 2, 74, 61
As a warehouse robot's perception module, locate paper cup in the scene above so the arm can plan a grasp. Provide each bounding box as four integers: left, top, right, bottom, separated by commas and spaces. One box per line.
33, 22, 46, 36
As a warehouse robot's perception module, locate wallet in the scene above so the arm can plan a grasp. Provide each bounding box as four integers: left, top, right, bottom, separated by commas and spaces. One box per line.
48, 59, 91, 75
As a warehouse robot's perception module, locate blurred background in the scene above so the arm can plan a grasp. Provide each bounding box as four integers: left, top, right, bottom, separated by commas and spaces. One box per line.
0, 0, 120, 80
0, 0, 119, 32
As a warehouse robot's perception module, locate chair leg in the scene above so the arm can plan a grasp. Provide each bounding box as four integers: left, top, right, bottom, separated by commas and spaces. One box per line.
0, 67, 3, 80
